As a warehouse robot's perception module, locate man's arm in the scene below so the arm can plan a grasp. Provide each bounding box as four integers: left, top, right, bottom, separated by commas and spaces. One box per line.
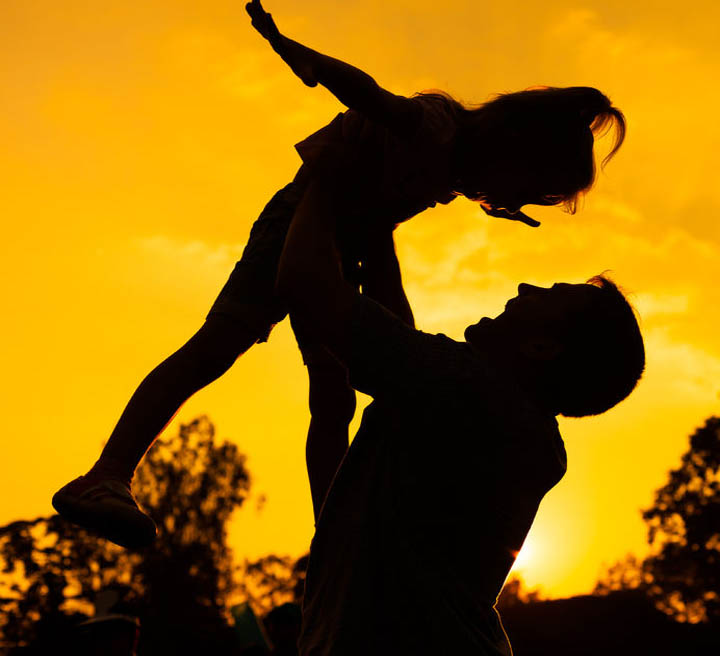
276, 178, 355, 365
278, 179, 472, 403
246, 0, 421, 135
361, 228, 415, 328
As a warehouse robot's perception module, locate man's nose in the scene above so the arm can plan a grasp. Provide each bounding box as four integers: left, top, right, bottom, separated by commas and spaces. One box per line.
517, 283, 543, 296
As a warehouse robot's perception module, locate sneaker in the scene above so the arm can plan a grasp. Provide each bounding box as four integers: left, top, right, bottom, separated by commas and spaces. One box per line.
52, 474, 157, 549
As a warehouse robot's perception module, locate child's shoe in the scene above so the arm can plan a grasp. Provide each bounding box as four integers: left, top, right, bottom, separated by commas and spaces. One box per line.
52, 474, 157, 549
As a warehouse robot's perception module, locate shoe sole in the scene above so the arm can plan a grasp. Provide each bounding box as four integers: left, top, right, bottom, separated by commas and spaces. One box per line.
52, 490, 157, 550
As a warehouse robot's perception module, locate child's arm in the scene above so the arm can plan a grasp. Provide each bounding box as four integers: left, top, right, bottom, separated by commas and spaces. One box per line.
246, 0, 421, 135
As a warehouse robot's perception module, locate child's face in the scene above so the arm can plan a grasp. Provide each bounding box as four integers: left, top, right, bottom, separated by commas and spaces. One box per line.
463, 157, 564, 214
483, 188, 556, 214
480, 189, 556, 215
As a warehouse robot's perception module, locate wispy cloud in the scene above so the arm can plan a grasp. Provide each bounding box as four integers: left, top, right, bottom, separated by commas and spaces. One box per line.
644, 328, 720, 401
634, 293, 689, 318
138, 234, 245, 270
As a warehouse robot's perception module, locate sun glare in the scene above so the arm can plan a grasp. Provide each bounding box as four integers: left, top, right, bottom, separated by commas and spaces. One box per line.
511, 538, 535, 572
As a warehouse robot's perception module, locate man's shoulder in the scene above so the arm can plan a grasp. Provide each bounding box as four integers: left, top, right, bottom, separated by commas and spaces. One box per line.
349, 294, 490, 397
353, 294, 470, 356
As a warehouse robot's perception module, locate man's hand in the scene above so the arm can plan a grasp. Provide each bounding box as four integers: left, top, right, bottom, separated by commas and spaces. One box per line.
245, 0, 318, 87
481, 206, 541, 228
362, 224, 415, 328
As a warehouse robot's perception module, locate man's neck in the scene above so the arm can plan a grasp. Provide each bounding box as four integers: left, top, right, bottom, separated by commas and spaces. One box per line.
468, 330, 558, 416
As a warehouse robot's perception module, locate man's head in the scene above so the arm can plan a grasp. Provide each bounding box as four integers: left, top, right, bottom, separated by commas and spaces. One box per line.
465, 275, 645, 417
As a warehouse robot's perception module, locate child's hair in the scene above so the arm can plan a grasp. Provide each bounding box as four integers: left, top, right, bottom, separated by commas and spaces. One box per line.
421, 87, 626, 213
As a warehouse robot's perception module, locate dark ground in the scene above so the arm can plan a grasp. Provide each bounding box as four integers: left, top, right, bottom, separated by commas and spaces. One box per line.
501, 590, 720, 655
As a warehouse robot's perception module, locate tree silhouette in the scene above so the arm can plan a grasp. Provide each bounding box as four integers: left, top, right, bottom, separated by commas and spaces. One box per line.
641, 415, 720, 623
0, 416, 251, 652
236, 554, 308, 616
131, 416, 251, 629
0, 515, 132, 651
593, 554, 648, 596
495, 574, 542, 612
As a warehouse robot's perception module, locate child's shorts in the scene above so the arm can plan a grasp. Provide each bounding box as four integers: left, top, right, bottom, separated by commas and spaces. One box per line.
207, 181, 306, 342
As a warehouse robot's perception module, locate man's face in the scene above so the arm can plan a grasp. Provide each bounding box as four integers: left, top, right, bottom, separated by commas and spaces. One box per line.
465, 282, 599, 344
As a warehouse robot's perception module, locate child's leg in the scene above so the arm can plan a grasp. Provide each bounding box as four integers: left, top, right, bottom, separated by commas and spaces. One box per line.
93, 180, 307, 483
55, 310, 266, 548
53, 180, 306, 547
92, 314, 257, 484
300, 344, 356, 521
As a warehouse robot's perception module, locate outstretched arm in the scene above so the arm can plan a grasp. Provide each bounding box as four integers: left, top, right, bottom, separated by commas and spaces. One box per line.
245, 0, 421, 135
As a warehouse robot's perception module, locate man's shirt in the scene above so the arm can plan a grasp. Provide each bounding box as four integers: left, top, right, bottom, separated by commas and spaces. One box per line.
299, 296, 567, 656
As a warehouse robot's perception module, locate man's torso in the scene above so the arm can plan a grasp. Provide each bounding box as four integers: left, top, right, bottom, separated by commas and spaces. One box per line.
299, 298, 567, 655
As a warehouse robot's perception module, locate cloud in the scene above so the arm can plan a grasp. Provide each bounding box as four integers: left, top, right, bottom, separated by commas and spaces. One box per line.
133, 235, 245, 309
644, 328, 720, 402
138, 234, 245, 270
591, 194, 643, 225
545, 6, 694, 69
634, 293, 689, 318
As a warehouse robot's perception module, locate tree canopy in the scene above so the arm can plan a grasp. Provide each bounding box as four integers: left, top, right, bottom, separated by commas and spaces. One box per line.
641, 415, 720, 623
0, 416, 251, 653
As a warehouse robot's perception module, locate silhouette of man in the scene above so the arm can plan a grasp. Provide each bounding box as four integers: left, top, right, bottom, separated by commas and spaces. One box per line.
277, 178, 645, 655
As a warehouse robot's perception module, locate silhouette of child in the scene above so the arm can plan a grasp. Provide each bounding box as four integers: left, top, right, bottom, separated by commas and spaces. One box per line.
53, 0, 626, 548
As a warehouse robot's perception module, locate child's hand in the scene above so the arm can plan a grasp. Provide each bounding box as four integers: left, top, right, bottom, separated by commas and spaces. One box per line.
481, 206, 541, 228
245, 0, 318, 87
245, 0, 282, 43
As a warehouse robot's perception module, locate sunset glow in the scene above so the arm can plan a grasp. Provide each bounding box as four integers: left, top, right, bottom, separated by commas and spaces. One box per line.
512, 539, 537, 574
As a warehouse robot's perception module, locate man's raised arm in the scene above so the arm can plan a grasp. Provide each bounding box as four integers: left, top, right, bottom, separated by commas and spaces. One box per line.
362, 228, 415, 329
276, 180, 356, 365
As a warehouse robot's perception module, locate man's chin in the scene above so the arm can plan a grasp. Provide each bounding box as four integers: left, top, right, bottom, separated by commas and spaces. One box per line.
464, 316, 494, 342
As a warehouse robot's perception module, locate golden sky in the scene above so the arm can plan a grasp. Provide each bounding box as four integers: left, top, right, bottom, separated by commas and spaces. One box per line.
2, 0, 719, 599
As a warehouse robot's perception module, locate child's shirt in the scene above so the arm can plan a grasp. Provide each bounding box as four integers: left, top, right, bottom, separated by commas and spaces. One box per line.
295, 94, 459, 227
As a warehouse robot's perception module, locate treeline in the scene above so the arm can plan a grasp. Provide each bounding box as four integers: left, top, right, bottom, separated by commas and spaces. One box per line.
1, 415, 719, 655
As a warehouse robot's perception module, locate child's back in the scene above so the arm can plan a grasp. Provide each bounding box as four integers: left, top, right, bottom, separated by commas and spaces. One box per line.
296, 93, 459, 227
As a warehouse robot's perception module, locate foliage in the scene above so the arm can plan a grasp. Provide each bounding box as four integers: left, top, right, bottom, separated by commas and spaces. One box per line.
641, 416, 720, 623
131, 415, 251, 626
593, 554, 648, 596
235, 553, 308, 616
0, 416, 251, 650
0, 516, 133, 649
496, 574, 542, 611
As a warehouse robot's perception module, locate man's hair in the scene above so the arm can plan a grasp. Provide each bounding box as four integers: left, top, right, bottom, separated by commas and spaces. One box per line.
552, 274, 645, 417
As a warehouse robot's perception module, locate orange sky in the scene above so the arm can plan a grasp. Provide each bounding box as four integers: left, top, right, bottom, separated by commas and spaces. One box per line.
2, 0, 719, 599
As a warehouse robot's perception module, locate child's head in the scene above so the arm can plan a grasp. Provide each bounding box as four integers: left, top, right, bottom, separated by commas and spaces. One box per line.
443, 86, 625, 214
